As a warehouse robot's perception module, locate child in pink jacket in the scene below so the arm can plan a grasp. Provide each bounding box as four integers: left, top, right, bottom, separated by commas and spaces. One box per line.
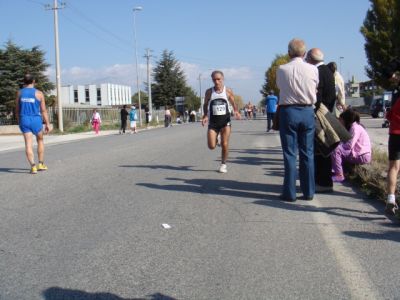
331, 109, 371, 182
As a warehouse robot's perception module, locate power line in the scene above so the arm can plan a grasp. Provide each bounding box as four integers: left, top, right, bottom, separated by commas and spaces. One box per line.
66, 2, 132, 47
59, 10, 133, 54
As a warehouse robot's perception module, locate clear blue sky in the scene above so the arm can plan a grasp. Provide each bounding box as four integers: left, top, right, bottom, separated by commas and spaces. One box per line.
0, 0, 371, 103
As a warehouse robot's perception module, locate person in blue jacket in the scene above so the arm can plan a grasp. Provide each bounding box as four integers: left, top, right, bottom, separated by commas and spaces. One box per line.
265, 90, 278, 132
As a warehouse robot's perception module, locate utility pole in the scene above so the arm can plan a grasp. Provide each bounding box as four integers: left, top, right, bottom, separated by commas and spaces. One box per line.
133, 6, 142, 126
198, 74, 203, 115
46, 1, 65, 132
144, 48, 153, 117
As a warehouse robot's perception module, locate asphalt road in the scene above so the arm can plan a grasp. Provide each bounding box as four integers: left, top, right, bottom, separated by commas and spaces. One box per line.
0, 119, 399, 300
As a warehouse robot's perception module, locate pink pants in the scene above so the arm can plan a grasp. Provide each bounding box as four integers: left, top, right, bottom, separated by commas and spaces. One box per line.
331, 144, 371, 175
92, 121, 100, 134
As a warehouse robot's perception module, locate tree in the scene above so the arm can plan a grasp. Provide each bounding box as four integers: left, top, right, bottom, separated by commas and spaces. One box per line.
360, 0, 400, 89
183, 86, 200, 110
234, 94, 244, 110
0, 40, 54, 109
131, 90, 148, 108
152, 50, 187, 108
260, 54, 290, 97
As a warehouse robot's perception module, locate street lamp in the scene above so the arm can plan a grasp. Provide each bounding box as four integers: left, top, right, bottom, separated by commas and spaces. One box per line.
133, 6, 143, 126
339, 56, 344, 75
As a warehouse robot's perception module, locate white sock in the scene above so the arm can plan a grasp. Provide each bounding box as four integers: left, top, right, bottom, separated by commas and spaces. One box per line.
387, 194, 396, 204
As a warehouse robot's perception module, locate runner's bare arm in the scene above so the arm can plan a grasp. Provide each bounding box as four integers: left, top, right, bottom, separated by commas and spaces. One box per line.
37, 90, 51, 133
226, 88, 241, 120
202, 88, 212, 126
15, 91, 20, 124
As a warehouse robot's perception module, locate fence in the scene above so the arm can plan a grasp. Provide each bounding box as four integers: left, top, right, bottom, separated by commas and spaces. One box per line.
0, 107, 166, 127
48, 107, 166, 127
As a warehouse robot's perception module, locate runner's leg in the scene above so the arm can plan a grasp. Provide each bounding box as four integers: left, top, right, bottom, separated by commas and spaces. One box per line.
220, 125, 231, 164
207, 129, 218, 150
23, 132, 35, 165
36, 131, 45, 163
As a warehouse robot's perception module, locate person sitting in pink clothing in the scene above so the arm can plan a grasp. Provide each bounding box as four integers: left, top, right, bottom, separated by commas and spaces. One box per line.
332, 108, 372, 182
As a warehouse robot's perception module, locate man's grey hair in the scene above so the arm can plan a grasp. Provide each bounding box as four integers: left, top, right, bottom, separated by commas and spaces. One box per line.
288, 38, 306, 57
211, 70, 224, 79
307, 48, 324, 62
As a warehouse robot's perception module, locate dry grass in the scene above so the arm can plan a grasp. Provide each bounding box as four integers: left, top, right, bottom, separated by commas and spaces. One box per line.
349, 147, 388, 201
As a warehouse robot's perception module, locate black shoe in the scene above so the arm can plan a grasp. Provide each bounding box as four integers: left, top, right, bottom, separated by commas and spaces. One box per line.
315, 184, 333, 193
301, 196, 314, 201
279, 194, 296, 202
385, 202, 398, 216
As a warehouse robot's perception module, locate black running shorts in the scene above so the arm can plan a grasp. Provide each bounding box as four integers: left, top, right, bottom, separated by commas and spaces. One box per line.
389, 134, 400, 160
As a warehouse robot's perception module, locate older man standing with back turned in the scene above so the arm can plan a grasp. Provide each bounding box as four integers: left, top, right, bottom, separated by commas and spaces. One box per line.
276, 38, 319, 201
306, 48, 337, 193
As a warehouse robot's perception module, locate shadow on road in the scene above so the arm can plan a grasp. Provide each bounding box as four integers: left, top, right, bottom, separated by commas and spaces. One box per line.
343, 230, 400, 242
119, 165, 211, 172
253, 199, 387, 222
137, 177, 282, 200
43, 287, 177, 300
0, 167, 28, 174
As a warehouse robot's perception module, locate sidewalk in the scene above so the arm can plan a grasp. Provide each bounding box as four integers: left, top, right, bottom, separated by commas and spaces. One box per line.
0, 125, 166, 152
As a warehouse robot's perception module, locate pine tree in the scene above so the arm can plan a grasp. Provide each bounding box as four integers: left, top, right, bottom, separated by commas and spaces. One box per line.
0, 40, 54, 109
152, 50, 187, 108
260, 54, 290, 97
360, 0, 400, 89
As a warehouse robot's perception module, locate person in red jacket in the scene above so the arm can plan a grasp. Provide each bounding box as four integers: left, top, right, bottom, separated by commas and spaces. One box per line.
385, 67, 400, 216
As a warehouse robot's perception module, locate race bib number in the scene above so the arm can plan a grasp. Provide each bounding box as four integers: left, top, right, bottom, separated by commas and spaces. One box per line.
212, 104, 227, 116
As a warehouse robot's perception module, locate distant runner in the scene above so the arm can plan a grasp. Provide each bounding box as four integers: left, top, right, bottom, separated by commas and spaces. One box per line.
202, 70, 241, 173
15, 74, 51, 174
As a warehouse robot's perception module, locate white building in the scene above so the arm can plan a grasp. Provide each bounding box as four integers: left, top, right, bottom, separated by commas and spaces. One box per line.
61, 84, 132, 107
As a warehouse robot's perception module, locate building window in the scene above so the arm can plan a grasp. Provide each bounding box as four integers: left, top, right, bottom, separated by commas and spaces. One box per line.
85, 89, 90, 103
97, 88, 101, 106
74, 90, 78, 103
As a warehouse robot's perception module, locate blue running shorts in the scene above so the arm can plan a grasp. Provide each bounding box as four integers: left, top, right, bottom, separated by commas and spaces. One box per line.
19, 116, 43, 135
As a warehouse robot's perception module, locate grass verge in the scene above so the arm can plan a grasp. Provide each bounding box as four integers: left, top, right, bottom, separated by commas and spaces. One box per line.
348, 147, 388, 201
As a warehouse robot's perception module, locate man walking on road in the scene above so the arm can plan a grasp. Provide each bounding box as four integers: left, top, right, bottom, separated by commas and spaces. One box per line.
265, 90, 278, 132
202, 70, 241, 173
15, 74, 51, 174
120, 105, 128, 134
276, 39, 319, 201
306, 48, 337, 193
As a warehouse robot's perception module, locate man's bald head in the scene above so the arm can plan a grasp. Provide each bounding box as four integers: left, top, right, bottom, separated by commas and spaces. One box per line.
306, 48, 324, 64
288, 38, 306, 58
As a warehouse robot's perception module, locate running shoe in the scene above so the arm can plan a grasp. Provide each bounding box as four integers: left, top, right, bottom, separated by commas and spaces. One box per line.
38, 163, 48, 171
219, 164, 227, 173
385, 202, 398, 216
30, 165, 38, 174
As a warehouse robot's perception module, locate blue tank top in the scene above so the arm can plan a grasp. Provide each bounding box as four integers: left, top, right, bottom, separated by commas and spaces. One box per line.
19, 88, 41, 117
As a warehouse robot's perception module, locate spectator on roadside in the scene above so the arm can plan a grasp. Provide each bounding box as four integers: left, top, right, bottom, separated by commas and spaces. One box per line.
306, 48, 337, 193
129, 105, 137, 134
327, 61, 346, 117
276, 38, 319, 201
145, 105, 150, 126
119, 105, 128, 134
384, 59, 400, 216
331, 109, 371, 182
190, 109, 196, 122
91, 108, 101, 135
265, 90, 278, 132
165, 106, 172, 127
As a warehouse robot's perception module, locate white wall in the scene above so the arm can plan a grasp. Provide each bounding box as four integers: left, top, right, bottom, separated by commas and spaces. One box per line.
61, 83, 132, 107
